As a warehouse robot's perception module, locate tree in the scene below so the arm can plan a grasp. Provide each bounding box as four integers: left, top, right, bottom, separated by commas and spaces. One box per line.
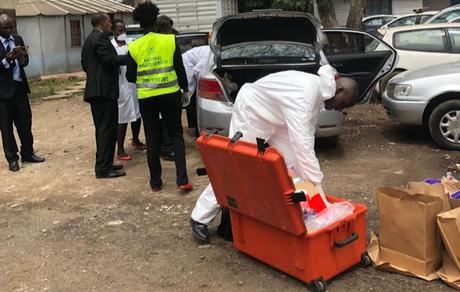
346, 0, 367, 29
316, 0, 338, 27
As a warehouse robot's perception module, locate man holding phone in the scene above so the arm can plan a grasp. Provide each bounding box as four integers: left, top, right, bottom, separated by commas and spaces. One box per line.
0, 14, 44, 172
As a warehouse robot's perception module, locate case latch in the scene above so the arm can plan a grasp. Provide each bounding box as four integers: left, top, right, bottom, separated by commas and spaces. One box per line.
256, 137, 270, 152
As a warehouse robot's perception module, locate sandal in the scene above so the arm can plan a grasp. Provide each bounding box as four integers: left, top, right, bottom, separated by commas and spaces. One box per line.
116, 153, 132, 161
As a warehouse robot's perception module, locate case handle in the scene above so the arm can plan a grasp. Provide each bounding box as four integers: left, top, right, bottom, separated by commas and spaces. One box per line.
334, 232, 358, 248
230, 131, 243, 144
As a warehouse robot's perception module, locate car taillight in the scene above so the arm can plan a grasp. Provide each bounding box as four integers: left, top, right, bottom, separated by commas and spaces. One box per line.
198, 78, 226, 102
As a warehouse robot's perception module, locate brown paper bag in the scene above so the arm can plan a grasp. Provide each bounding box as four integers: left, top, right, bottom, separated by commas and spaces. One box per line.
376, 187, 443, 279
437, 252, 460, 290
438, 208, 460, 271
295, 180, 319, 199
408, 182, 451, 212
440, 180, 460, 209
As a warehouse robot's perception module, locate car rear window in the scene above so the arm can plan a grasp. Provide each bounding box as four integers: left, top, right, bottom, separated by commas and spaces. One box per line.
393, 29, 447, 52
221, 43, 316, 64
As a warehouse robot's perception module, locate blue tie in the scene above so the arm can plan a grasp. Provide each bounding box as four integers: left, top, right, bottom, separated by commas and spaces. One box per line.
5, 38, 21, 82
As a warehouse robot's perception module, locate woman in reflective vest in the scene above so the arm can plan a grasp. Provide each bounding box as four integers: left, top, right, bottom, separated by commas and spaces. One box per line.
126, 1, 192, 192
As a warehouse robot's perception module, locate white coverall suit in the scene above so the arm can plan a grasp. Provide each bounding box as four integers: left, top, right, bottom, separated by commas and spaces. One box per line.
191, 65, 337, 225
181, 45, 212, 104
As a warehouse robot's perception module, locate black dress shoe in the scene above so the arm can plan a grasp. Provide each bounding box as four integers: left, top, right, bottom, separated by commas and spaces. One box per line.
96, 169, 126, 179
22, 154, 45, 163
112, 164, 124, 171
8, 160, 20, 172
190, 218, 210, 244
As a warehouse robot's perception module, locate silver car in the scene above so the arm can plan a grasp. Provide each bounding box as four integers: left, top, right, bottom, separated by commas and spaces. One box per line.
196, 11, 397, 140
382, 62, 460, 150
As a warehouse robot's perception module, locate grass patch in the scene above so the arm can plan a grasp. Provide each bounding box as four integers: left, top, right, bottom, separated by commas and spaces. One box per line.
29, 77, 85, 100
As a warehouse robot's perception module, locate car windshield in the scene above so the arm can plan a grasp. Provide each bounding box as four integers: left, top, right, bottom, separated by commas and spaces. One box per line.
431, 10, 460, 23
221, 42, 316, 64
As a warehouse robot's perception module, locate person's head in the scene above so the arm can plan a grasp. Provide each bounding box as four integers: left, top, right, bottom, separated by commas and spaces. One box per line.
0, 14, 14, 38
324, 77, 359, 111
91, 13, 112, 33
112, 19, 126, 41
156, 15, 173, 34
133, 1, 160, 31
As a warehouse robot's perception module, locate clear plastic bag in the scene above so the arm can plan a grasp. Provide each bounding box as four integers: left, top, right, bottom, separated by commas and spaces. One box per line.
304, 201, 354, 233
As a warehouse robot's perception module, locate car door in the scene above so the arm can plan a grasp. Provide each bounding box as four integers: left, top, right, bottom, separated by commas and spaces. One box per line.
322, 29, 397, 101
447, 27, 460, 62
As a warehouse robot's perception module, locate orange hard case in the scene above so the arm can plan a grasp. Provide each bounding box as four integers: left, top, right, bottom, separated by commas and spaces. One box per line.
196, 133, 368, 288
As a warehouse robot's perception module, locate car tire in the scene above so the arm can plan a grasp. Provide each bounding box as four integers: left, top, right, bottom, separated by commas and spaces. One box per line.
428, 100, 460, 150
378, 70, 404, 101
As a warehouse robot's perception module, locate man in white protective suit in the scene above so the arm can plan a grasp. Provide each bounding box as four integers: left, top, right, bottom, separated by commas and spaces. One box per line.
190, 65, 360, 243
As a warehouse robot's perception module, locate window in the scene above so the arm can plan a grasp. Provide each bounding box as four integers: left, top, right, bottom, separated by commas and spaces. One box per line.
365, 0, 392, 16
393, 29, 447, 52
449, 28, 460, 53
323, 32, 381, 55
388, 16, 417, 28
70, 20, 82, 47
431, 10, 460, 23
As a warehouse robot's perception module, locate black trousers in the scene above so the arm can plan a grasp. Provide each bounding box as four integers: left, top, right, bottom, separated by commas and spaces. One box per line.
139, 91, 188, 188
90, 99, 118, 176
0, 82, 33, 163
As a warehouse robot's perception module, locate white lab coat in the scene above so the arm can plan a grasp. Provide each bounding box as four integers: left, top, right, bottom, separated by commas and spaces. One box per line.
182, 46, 212, 97
111, 39, 141, 124
191, 65, 337, 224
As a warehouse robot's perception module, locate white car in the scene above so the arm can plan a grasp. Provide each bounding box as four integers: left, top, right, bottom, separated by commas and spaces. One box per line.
195, 11, 397, 140
425, 5, 460, 24
377, 23, 460, 92
377, 11, 438, 35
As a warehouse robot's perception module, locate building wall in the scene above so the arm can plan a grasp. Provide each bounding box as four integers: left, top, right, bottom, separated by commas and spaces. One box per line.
333, 0, 424, 26
16, 16, 43, 78
392, 0, 423, 15
423, 0, 450, 11
65, 15, 84, 73
38, 16, 67, 75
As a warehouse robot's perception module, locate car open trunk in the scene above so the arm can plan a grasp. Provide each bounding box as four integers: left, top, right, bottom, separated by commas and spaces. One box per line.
214, 65, 321, 101
211, 11, 324, 101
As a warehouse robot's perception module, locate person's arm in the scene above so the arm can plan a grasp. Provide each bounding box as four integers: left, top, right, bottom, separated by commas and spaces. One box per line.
173, 43, 188, 92
126, 51, 138, 83
15, 36, 28, 67
96, 33, 127, 66
280, 90, 324, 185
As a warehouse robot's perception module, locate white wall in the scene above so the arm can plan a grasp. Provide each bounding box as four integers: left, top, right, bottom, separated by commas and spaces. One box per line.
38, 16, 67, 75
392, 0, 423, 15
16, 16, 43, 78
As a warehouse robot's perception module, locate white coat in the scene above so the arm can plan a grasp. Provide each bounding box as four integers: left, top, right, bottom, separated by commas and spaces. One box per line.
182, 46, 212, 97
191, 65, 337, 225
111, 39, 141, 124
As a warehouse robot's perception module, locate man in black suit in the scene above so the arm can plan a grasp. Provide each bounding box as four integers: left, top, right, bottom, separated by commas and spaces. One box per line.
0, 14, 44, 172
81, 13, 127, 179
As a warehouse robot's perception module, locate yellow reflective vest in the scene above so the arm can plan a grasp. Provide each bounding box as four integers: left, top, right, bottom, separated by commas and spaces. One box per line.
128, 33, 180, 99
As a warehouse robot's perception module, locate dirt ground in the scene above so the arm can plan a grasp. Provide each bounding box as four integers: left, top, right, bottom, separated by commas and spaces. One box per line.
0, 97, 458, 291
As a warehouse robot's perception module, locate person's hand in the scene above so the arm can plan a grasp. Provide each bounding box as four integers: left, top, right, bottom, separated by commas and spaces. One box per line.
181, 90, 190, 107
5, 48, 20, 62
315, 183, 332, 208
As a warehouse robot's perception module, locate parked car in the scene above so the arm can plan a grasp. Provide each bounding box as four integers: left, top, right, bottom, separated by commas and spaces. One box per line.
362, 14, 397, 35
195, 11, 397, 140
425, 5, 460, 24
376, 23, 460, 93
377, 11, 438, 35
382, 62, 460, 150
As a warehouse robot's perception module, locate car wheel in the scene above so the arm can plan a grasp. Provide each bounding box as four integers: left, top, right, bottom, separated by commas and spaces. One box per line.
428, 100, 460, 150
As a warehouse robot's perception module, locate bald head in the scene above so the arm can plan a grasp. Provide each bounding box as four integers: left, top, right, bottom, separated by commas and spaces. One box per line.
0, 14, 14, 38
324, 77, 359, 111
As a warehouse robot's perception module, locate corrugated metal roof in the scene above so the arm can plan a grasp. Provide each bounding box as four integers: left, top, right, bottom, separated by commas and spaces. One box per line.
16, 0, 134, 17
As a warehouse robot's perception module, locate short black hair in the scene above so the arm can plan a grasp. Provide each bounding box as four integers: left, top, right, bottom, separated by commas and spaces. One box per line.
112, 19, 124, 30
91, 13, 109, 28
156, 15, 173, 34
133, 1, 160, 29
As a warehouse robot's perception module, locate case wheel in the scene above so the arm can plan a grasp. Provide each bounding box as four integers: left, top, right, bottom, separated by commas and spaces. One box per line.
309, 278, 326, 292
360, 253, 372, 267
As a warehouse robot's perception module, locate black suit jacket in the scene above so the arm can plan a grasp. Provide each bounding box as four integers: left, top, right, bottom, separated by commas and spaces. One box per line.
0, 34, 30, 100
81, 29, 127, 102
